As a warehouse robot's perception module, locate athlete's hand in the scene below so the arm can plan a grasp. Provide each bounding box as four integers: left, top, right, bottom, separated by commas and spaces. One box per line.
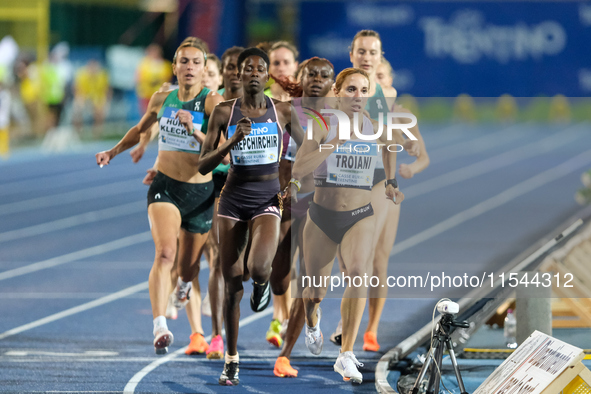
143, 168, 158, 185
399, 163, 414, 179
175, 109, 194, 135
404, 140, 420, 156
385, 184, 404, 205
232, 117, 252, 143
130, 145, 146, 163
282, 183, 298, 206
96, 150, 113, 167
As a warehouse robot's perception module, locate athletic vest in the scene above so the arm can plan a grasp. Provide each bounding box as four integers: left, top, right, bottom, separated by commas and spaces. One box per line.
157, 87, 210, 154
225, 96, 283, 176
314, 114, 378, 190
289, 98, 331, 162
366, 83, 388, 169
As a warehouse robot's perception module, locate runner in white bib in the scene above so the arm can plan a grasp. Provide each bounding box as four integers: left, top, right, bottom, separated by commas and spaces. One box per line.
288, 68, 404, 384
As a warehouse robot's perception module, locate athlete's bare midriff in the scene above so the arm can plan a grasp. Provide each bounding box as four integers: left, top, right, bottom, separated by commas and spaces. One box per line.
158, 150, 212, 184
313, 187, 371, 211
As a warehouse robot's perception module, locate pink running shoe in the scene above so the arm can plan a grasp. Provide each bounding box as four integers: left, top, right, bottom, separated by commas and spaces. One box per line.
206, 334, 224, 360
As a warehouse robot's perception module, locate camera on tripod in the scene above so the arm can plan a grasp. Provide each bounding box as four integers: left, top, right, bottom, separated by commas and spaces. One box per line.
412, 300, 470, 394
437, 300, 459, 315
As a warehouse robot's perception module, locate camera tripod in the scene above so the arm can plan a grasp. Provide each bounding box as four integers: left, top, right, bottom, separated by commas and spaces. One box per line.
411, 313, 470, 394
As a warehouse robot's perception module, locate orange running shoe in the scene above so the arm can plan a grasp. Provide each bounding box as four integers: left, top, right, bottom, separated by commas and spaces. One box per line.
363, 332, 380, 352
185, 333, 209, 355
274, 356, 298, 378
206, 334, 224, 359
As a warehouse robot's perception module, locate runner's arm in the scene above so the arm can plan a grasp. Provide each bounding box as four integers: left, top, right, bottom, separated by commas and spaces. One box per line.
199, 104, 233, 174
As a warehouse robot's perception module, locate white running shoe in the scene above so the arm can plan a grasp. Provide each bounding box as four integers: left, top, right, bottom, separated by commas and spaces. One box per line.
202, 293, 211, 317
173, 283, 191, 310
334, 351, 364, 384
153, 328, 174, 355
165, 293, 178, 320
330, 319, 343, 346
305, 307, 323, 355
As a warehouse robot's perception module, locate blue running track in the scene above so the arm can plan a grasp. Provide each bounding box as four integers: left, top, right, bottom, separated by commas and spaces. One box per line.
0, 122, 590, 393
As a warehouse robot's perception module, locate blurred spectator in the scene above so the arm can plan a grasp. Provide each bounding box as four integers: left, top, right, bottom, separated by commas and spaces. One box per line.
72, 59, 111, 138
39, 43, 72, 132
136, 44, 172, 113
14, 58, 41, 137
0, 66, 10, 157
202, 53, 223, 91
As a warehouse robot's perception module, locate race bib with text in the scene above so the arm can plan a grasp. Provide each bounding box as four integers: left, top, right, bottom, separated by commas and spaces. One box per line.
326, 141, 378, 187
158, 107, 204, 152
228, 122, 280, 166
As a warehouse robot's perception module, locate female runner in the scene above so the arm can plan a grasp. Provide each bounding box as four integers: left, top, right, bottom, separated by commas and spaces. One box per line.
270, 56, 335, 378
290, 68, 403, 383
330, 31, 429, 352
198, 48, 303, 386
95, 38, 223, 354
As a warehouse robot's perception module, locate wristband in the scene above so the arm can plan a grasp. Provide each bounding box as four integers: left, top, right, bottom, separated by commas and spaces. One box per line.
385, 178, 398, 189
289, 178, 301, 192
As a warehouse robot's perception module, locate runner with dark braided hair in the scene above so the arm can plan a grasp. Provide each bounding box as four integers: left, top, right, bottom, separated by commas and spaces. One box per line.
270, 57, 335, 378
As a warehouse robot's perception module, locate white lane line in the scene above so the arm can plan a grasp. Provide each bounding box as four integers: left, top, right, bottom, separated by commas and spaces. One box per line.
0, 231, 152, 282
0, 179, 142, 216
391, 148, 591, 257
0, 293, 150, 299
0, 201, 145, 243
0, 166, 141, 197
5, 350, 119, 357
404, 123, 586, 199
123, 308, 274, 394
0, 282, 149, 340
416, 124, 470, 148
426, 123, 534, 164
0, 355, 285, 363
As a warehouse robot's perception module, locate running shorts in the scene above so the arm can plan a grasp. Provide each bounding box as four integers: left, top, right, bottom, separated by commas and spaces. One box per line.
218, 176, 282, 221
308, 202, 374, 244
147, 171, 214, 234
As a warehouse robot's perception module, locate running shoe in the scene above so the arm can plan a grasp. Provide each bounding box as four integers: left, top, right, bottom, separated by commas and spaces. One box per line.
363, 332, 380, 352
201, 293, 211, 317
334, 351, 364, 384
274, 356, 298, 378
250, 281, 271, 312
206, 335, 224, 360
219, 361, 240, 386
154, 328, 174, 355
305, 307, 323, 355
575, 188, 591, 205
185, 332, 209, 355
173, 282, 191, 310
266, 319, 283, 348
330, 319, 342, 346
582, 169, 591, 188
165, 293, 178, 320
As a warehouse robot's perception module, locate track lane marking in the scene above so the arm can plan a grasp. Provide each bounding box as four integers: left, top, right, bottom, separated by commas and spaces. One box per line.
0, 232, 152, 282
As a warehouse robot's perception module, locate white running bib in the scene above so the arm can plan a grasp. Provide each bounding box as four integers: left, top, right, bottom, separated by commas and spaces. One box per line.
228, 122, 280, 166
325, 141, 378, 187
158, 107, 204, 152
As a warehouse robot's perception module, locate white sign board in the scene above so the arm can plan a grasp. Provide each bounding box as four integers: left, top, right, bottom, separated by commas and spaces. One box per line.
474, 330, 583, 394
